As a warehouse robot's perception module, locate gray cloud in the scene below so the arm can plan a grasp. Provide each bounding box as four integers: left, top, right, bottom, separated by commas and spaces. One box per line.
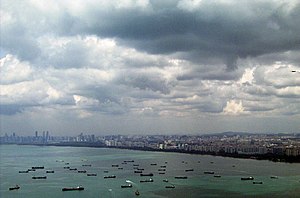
77, 0, 300, 69
2, 0, 300, 70
1, 0, 300, 135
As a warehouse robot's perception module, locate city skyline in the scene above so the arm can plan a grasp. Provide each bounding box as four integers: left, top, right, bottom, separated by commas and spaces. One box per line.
1, 0, 300, 136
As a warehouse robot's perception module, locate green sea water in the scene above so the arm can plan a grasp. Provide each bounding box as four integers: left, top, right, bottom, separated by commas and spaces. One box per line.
1, 144, 300, 198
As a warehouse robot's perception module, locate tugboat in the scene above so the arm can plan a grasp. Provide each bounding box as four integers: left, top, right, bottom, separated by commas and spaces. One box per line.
241, 176, 254, 180
135, 190, 140, 196
9, 185, 20, 191
62, 186, 84, 191
204, 171, 214, 174
32, 176, 47, 179
165, 184, 175, 188
121, 184, 132, 188
140, 178, 153, 183
32, 166, 44, 170
185, 169, 194, 172
174, 176, 188, 179
87, 173, 97, 176
140, 173, 153, 176
104, 175, 116, 179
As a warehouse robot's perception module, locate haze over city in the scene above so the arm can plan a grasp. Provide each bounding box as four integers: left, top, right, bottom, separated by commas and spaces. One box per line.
1, 0, 300, 136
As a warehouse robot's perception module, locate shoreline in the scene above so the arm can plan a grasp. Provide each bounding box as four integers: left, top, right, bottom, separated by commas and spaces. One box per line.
2, 142, 300, 163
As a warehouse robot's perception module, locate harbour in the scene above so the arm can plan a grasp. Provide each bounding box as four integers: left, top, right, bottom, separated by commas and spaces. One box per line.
1, 144, 300, 198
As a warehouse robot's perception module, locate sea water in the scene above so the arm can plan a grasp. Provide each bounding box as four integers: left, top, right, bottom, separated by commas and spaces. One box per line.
1, 144, 300, 198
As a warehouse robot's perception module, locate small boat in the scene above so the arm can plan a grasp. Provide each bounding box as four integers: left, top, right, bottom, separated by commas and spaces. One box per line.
46, 170, 55, 173
204, 171, 214, 174
133, 164, 139, 166
165, 185, 175, 189
135, 190, 140, 196
140, 178, 153, 183
32, 176, 47, 179
158, 169, 166, 171
69, 168, 77, 171
140, 173, 153, 177
112, 164, 119, 167
65, 163, 69, 165
185, 169, 194, 172
174, 176, 187, 179
253, 181, 263, 184
27, 169, 36, 172
270, 176, 278, 179
82, 164, 91, 167
134, 170, 143, 174
19, 170, 29, 173
163, 179, 168, 182
122, 162, 127, 165
104, 175, 116, 179
160, 165, 166, 168
121, 184, 132, 188
103, 170, 109, 173
62, 186, 84, 191
137, 168, 144, 171
118, 167, 123, 170
63, 166, 70, 169
159, 172, 165, 175
241, 177, 254, 180
150, 163, 157, 166
77, 170, 87, 173
214, 175, 221, 178
9, 185, 20, 191
87, 173, 97, 176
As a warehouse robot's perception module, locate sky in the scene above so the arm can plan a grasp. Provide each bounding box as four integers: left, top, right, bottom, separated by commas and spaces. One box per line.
1, 0, 300, 136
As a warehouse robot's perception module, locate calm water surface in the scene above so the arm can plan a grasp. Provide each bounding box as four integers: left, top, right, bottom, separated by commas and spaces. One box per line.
1, 144, 300, 198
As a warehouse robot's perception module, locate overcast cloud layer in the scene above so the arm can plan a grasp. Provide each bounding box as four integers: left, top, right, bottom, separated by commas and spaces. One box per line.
1, 0, 300, 136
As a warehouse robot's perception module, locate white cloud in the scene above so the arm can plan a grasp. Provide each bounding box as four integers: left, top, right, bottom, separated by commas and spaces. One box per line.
239, 67, 255, 85
73, 95, 100, 107
0, 79, 63, 105
222, 100, 245, 115
0, 54, 33, 84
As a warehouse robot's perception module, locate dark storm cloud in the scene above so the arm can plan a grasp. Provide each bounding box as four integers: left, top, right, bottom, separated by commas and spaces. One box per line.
71, 0, 300, 69
2, 0, 300, 70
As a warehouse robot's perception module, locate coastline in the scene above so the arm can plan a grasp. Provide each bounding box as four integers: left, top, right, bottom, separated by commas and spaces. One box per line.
2, 142, 300, 163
